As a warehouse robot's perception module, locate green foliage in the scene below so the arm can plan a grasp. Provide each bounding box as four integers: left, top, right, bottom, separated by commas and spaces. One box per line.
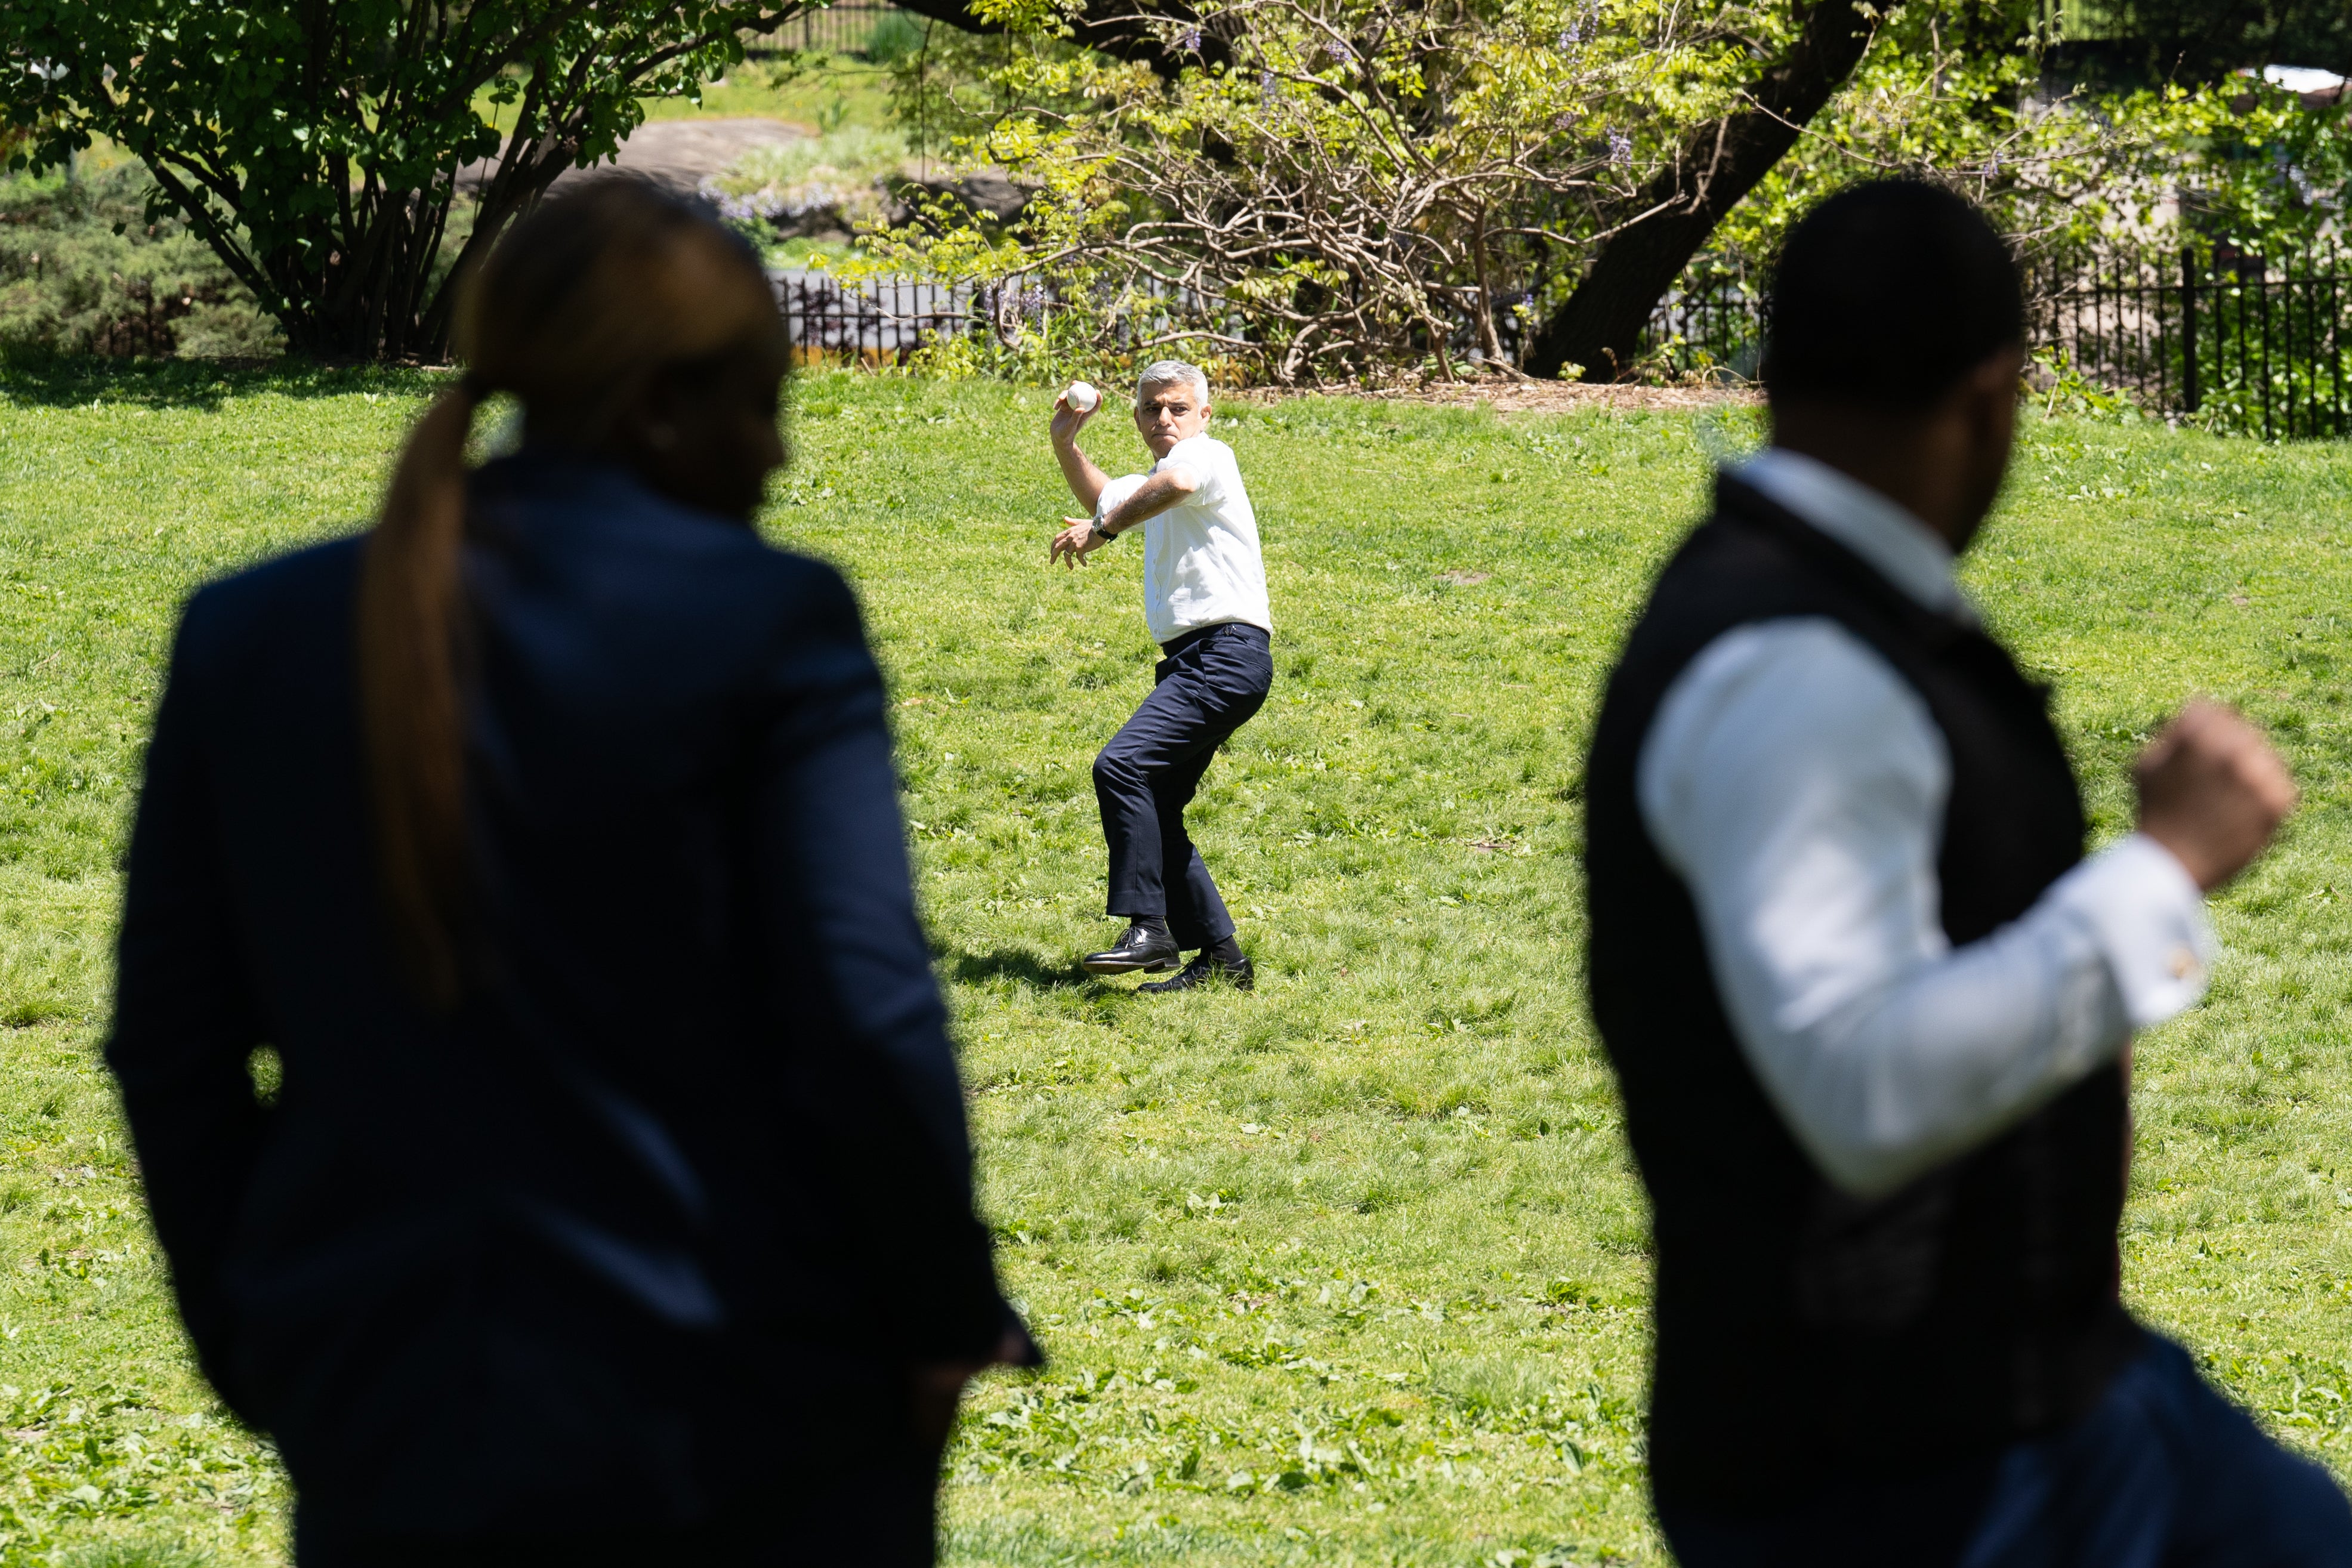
884, 13, 1092, 163
2152, 82, 2352, 260
0, 162, 280, 361
854, 0, 2352, 386
7, 369, 2352, 1564
859, 0, 1816, 382
0, 0, 811, 359
2078, 0, 2352, 82
867, 9, 931, 66
1705, 8, 2352, 282
2028, 345, 2150, 424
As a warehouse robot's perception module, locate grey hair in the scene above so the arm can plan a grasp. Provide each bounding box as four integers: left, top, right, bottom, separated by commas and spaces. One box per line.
1135, 359, 1210, 406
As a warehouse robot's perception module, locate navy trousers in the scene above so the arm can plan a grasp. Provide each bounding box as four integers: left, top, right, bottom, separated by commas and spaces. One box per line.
1092, 621, 1271, 950
1662, 1334, 2352, 1568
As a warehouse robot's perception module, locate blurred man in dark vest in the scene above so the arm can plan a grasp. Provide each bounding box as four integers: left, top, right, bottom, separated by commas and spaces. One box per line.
1584, 180, 2344, 1565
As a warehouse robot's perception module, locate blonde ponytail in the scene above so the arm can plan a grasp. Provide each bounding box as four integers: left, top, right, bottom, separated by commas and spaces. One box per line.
357, 376, 484, 1007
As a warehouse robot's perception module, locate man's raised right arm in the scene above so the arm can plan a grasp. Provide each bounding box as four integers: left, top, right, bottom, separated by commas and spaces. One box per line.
1051, 396, 1109, 513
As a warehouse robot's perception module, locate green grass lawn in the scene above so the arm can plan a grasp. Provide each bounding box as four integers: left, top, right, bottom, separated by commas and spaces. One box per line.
635, 54, 905, 133
2, 364, 2351, 1566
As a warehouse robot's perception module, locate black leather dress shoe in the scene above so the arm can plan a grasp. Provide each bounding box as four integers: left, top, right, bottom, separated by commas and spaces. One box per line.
1138, 949, 1255, 993
1081, 922, 1181, 974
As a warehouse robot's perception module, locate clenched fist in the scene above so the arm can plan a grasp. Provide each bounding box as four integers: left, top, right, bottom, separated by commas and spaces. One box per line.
2134, 699, 2297, 891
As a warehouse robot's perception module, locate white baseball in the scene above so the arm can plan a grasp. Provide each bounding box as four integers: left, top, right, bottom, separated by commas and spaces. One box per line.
1063, 381, 1101, 413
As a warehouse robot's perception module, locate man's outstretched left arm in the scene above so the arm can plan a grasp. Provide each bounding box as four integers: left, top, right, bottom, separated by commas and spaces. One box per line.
1050, 464, 1200, 567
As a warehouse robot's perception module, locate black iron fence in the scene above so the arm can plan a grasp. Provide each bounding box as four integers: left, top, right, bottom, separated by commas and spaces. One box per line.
774, 271, 968, 365
1641, 276, 1766, 385
2038, 251, 2351, 440
772, 269, 1201, 367
745, 2, 908, 58
778, 249, 2352, 439
1643, 248, 2352, 440
776, 271, 1092, 365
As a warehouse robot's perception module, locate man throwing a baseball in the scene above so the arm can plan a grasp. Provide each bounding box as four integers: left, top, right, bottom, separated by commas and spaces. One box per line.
1048, 361, 1271, 990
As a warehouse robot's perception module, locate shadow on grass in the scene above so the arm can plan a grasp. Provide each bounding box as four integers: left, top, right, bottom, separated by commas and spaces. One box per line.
944, 946, 1097, 992
0, 351, 444, 410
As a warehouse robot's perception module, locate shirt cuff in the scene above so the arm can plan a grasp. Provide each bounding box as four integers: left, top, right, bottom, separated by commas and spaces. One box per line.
2046, 832, 2216, 1028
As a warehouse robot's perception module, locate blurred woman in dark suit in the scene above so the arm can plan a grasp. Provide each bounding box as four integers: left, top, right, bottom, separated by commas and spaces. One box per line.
107, 180, 1030, 1567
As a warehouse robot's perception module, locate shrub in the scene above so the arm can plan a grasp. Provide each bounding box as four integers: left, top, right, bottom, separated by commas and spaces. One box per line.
866, 10, 928, 65
0, 162, 280, 359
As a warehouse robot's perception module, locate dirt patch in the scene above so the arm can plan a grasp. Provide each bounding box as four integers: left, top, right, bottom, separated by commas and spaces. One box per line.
1233, 378, 1759, 415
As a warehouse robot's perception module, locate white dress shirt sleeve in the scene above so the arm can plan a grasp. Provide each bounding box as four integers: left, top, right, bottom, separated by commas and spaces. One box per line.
1094, 473, 1147, 523
1636, 618, 2215, 1199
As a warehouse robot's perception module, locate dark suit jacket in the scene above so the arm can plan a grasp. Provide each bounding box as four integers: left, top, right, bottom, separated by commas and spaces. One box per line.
109, 452, 1010, 1538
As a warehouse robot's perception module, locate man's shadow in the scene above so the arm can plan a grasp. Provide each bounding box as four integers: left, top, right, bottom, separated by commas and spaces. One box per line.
944, 947, 1091, 992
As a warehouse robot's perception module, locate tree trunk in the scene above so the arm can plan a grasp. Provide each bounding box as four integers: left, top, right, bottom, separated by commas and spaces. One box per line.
1524, 0, 1879, 382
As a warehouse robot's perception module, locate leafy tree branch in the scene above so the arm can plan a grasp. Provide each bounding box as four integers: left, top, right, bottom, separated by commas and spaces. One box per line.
1, 0, 811, 360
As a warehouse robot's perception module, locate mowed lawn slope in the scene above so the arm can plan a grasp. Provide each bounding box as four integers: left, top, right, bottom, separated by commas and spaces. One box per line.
0, 365, 2348, 1566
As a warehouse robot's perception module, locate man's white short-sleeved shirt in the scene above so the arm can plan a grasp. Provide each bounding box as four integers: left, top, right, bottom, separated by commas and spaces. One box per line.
1124, 433, 1271, 645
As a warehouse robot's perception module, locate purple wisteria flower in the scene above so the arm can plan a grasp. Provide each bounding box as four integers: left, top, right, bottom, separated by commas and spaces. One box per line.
1183, 24, 1202, 50
1607, 126, 1632, 163
1557, 21, 1581, 48
1260, 68, 1279, 103
1327, 38, 1356, 61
